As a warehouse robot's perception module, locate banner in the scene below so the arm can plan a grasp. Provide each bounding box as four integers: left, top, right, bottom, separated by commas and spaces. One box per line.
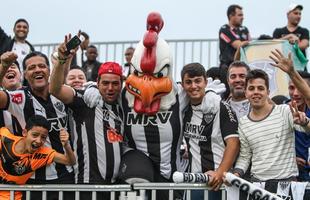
225, 173, 309, 200
240, 40, 307, 97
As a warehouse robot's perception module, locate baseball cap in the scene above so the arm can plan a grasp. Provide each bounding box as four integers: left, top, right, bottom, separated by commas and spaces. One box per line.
98, 62, 122, 77
287, 3, 303, 14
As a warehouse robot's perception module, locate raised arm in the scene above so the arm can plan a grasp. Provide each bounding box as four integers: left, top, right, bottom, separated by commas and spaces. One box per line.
53, 128, 76, 165
270, 49, 310, 107
49, 35, 76, 104
0, 52, 17, 108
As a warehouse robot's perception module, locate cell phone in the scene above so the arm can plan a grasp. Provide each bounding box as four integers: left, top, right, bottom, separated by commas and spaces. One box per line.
65, 35, 81, 55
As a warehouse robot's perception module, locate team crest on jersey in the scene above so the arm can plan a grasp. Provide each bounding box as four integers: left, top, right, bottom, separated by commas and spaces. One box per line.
11, 93, 23, 104
12, 156, 30, 175
54, 102, 64, 112
203, 113, 214, 124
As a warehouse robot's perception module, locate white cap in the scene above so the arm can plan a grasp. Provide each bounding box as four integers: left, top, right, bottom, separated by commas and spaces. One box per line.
287, 3, 303, 13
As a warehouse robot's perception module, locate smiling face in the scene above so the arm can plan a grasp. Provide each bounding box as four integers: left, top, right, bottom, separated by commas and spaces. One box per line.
66, 69, 86, 89
23, 126, 48, 154
2, 63, 22, 90
228, 66, 248, 100
288, 80, 305, 109
182, 74, 207, 105
13, 21, 29, 41
24, 56, 50, 92
245, 78, 270, 109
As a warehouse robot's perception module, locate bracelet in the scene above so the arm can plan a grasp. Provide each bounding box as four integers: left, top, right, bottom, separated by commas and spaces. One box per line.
58, 58, 67, 65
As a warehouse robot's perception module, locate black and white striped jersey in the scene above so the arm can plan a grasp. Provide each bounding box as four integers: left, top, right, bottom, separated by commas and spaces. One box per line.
183, 93, 238, 173
3, 87, 73, 181
69, 90, 123, 183
0, 110, 22, 135
121, 86, 187, 180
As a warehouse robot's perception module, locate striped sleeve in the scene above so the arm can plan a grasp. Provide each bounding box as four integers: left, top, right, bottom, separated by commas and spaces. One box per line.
234, 122, 252, 174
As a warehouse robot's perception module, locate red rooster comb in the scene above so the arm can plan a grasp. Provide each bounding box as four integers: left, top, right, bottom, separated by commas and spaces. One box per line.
140, 12, 164, 74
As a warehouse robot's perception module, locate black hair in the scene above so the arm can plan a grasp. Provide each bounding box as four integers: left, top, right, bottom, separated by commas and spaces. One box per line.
227, 61, 250, 79
245, 69, 269, 90
181, 62, 206, 81
206, 67, 221, 80
80, 31, 89, 40
87, 45, 97, 50
22, 51, 49, 71
257, 34, 273, 40
25, 115, 50, 131
271, 95, 289, 105
227, 4, 242, 19
14, 18, 29, 28
69, 65, 86, 75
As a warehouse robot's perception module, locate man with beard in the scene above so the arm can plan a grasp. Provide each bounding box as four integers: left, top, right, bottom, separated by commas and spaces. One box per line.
0, 19, 34, 74
225, 61, 250, 119
273, 3, 309, 57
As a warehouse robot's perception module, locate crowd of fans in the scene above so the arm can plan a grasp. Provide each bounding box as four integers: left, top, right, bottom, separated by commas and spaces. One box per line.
0, 3, 309, 200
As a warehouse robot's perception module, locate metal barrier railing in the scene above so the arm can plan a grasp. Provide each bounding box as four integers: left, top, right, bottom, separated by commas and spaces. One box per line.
133, 183, 225, 200
33, 38, 219, 82
0, 184, 131, 200
0, 182, 309, 200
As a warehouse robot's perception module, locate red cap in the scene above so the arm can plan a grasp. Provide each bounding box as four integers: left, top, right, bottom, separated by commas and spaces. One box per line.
98, 62, 122, 77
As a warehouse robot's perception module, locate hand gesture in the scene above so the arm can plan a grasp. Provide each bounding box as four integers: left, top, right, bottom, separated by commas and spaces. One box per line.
57, 31, 81, 61
59, 128, 69, 147
0, 51, 18, 68
269, 49, 294, 74
290, 101, 309, 126
206, 170, 223, 191
206, 77, 226, 95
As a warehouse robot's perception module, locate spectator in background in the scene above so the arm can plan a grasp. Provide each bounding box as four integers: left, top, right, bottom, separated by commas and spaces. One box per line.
225, 61, 250, 119
71, 31, 90, 67
206, 67, 221, 80
273, 3, 309, 57
82, 45, 101, 81
219, 4, 250, 99
0, 19, 34, 75
122, 47, 135, 79
271, 95, 289, 105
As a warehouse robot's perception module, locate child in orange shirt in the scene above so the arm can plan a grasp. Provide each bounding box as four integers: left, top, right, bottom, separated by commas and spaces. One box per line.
0, 115, 76, 200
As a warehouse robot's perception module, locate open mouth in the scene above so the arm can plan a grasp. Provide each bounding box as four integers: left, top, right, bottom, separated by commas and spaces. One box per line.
31, 143, 40, 151
5, 72, 16, 80
34, 75, 44, 80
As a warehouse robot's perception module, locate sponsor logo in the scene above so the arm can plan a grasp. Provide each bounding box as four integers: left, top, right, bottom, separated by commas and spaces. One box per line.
48, 116, 68, 132
11, 93, 23, 104
127, 111, 172, 126
203, 113, 214, 124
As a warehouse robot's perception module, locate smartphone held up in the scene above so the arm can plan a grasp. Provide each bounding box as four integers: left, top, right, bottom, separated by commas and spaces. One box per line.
65, 35, 81, 55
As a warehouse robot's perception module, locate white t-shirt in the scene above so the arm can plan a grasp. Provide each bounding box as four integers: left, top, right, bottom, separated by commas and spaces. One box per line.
12, 42, 31, 74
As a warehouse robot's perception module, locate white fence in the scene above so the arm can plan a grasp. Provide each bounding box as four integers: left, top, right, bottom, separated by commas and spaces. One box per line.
33, 39, 219, 82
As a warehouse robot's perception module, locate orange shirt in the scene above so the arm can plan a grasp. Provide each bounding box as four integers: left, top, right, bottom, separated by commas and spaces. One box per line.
0, 127, 56, 200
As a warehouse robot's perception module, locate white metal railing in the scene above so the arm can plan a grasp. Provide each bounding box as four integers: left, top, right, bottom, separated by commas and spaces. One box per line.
33, 38, 219, 82
1, 183, 309, 200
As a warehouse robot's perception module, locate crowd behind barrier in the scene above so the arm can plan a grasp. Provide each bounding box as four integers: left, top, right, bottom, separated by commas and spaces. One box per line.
33, 38, 309, 82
